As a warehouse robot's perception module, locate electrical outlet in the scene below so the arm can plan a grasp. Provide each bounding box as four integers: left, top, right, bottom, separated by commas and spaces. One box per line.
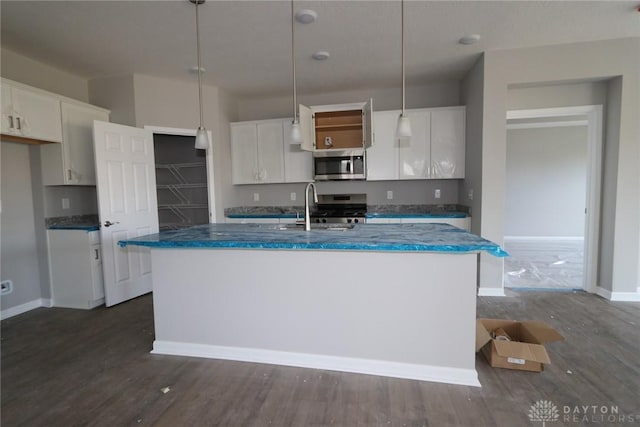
434, 189, 441, 199
1, 280, 13, 295
290, 192, 297, 201
386, 190, 393, 200
62, 198, 70, 210
253, 193, 260, 202
468, 189, 474, 201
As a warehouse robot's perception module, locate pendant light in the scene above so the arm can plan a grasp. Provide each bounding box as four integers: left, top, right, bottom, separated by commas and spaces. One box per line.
396, 0, 412, 139
191, 0, 210, 150
289, 0, 303, 144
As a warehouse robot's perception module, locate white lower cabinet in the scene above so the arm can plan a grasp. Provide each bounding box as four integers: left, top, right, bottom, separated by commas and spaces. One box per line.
47, 229, 104, 309
225, 217, 281, 224
366, 217, 470, 231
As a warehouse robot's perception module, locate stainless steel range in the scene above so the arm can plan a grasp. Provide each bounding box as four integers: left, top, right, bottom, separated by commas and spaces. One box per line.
310, 194, 367, 224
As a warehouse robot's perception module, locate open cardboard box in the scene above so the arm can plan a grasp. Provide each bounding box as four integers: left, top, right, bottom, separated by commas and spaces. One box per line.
476, 318, 564, 372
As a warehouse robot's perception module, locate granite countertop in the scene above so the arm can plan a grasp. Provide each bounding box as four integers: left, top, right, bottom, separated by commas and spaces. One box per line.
119, 223, 507, 257
46, 214, 100, 232
225, 204, 469, 219
47, 224, 100, 232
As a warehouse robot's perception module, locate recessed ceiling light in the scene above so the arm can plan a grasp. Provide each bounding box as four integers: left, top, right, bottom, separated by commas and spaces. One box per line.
295, 9, 317, 24
458, 34, 481, 45
312, 51, 330, 60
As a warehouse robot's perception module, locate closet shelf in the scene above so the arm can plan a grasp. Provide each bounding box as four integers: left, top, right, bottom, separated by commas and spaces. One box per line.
156, 162, 205, 169
158, 204, 209, 209
157, 183, 207, 190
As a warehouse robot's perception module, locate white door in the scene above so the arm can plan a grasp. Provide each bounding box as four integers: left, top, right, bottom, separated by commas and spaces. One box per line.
399, 111, 430, 179
93, 121, 158, 306
299, 104, 314, 151
282, 119, 314, 183
367, 110, 399, 181
431, 108, 466, 179
11, 85, 63, 142
230, 122, 259, 184
363, 98, 374, 148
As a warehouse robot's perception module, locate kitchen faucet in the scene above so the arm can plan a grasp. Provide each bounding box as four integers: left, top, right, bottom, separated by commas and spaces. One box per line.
304, 182, 318, 231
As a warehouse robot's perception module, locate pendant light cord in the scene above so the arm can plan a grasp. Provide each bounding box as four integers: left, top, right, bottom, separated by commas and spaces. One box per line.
401, 0, 406, 116
196, 0, 204, 128
291, 0, 297, 122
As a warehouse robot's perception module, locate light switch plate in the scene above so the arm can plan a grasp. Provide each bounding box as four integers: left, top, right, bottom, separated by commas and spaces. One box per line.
62, 198, 70, 210
253, 193, 260, 202
290, 192, 297, 201
434, 189, 441, 199
386, 190, 393, 200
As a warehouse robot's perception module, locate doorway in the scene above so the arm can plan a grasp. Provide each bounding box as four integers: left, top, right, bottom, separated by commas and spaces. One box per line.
145, 126, 217, 228
504, 106, 602, 293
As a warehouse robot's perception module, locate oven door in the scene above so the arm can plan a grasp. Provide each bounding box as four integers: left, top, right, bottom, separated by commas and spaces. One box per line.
314, 155, 366, 180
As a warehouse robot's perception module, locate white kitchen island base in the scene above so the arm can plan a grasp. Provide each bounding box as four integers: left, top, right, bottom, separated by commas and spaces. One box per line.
149, 248, 480, 387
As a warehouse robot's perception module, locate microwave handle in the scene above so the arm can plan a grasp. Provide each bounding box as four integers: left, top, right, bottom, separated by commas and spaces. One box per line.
346, 160, 351, 173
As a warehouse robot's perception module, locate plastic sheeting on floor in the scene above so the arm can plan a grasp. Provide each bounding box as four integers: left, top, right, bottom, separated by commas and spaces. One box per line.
504, 238, 584, 289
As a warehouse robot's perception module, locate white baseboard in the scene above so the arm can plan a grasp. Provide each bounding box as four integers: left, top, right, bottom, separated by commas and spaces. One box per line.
152, 340, 481, 387
477, 287, 506, 297
1, 298, 49, 320
595, 287, 640, 302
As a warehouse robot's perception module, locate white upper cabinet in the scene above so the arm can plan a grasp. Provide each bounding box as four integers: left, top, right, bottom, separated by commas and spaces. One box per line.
430, 108, 466, 179
367, 110, 399, 181
1, 79, 63, 143
41, 101, 110, 185
231, 120, 285, 184
399, 110, 431, 179
367, 106, 466, 181
299, 99, 373, 152
283, 120, 314, 183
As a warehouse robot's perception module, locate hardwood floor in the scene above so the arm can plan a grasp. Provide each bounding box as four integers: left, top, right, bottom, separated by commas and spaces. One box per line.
2, 291, 639, 426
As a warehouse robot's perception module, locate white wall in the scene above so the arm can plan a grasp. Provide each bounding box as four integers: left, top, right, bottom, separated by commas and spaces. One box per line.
1, 48, 89, 102
478, 37, 640, 294
0, 142, 43, 311
507, 81, 608, 110
88, 75, 136, 126
505, 126, 587, 237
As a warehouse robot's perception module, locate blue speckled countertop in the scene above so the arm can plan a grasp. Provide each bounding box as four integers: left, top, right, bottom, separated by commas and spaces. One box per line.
47, 224, 100, 232
119, 223, 507, 257
224, 204, 469, 220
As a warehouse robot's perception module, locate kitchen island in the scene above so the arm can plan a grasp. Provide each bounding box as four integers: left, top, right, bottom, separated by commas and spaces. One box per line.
120, 223, 506, 387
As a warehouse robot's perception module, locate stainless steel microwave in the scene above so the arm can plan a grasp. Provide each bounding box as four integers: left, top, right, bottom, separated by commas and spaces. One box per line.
313, 149, 366, 181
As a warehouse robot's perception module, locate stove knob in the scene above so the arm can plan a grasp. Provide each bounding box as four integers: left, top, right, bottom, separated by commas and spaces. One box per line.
322, 219, 327, 223
354, 218, 359, 223
315, 218, 320, 223
347, 218, 352, 223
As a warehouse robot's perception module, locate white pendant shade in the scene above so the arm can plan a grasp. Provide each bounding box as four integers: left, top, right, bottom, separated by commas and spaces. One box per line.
396, 114, 412, 139
195, 126, 210, 149
290, 120, 303, 144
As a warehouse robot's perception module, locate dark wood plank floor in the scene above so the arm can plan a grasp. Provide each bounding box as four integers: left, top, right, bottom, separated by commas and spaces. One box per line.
2, 290, 639, 426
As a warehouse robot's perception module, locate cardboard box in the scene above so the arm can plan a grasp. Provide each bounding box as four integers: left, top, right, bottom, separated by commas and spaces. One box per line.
476, 318, 564, 372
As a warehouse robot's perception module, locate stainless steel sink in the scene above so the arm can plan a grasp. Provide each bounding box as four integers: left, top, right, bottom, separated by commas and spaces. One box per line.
277, 223, 355, 231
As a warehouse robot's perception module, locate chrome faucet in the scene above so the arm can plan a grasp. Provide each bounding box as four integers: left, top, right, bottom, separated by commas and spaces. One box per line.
304, 182, 318, 231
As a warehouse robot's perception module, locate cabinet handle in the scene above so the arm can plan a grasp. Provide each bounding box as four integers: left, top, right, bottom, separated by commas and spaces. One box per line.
68, 169, 73, 181
94, 249, 100, 260
15, 117, 21, 130
8, 115, 14, 129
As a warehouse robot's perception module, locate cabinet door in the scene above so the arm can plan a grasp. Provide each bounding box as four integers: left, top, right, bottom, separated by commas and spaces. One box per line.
231, 123, 259, 184
299, 104, 314, 151
362, 98, 374, 148
1, 84, 14, 134
431, 108, 465, 179
367, 111, 399, 181
398, 111, 430, 180
283, 120, 313, 183
400, 217, 470, 231
11, 85, 62, 142
63, 102, 109, 185
256, 121, 285, 183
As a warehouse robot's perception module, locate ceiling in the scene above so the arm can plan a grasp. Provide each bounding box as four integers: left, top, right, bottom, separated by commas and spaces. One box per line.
2, 1, 639, 98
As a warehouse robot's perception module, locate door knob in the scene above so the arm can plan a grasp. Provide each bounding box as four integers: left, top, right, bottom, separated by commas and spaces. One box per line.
104, 220, 120, 227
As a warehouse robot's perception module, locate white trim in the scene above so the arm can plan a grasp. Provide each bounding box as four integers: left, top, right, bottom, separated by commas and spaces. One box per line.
477, 288, 506, 297
504, 236, 584, 242
0, 298, 49, 320
152, 340, 481, 387
506, 120, 588, 130
143, 125, 217, 223
505, 105, 602, 294
595, 287, 640, 302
